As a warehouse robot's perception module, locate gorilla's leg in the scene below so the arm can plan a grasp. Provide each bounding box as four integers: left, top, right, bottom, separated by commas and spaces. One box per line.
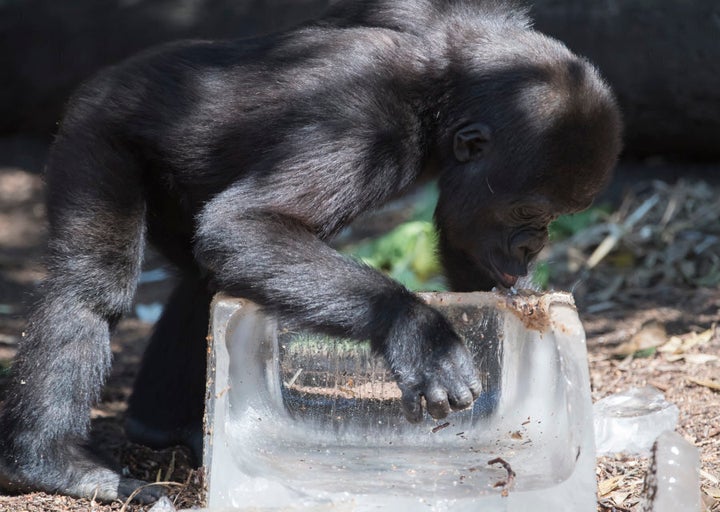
126, 272, 212, 462
0, 134, 162, 502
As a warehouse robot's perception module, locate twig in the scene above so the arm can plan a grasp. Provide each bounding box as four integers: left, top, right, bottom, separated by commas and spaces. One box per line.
586, 194, 659, 269
163, 450, 176, 482
488, 457, 516, 496
598, 497, 632, 511
119, 482, 183, 512
431, 421, 450, 433
286, 368, 303, 387
659, 185, 682, 228
173, 469, 197, 507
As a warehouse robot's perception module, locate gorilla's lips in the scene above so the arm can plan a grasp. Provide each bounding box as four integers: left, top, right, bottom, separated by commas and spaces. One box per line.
487, 258, 524, 288
497, 271, 519, 288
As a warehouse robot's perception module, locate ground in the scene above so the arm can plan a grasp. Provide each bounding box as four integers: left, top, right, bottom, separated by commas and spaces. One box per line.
0, 140, 718, 511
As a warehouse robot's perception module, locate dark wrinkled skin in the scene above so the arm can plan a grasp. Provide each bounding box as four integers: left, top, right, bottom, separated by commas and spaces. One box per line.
0, 0, 621, 503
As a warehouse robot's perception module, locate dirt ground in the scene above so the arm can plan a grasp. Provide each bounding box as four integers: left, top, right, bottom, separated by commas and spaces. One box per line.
0, 140, 718, 511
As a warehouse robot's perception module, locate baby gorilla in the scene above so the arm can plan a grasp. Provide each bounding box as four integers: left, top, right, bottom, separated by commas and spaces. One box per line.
0, 0, 621, 502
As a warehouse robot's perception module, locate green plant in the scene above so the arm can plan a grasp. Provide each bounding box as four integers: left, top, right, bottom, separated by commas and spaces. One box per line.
349, 220, 445, 291
549, 205, 610, 241
531, 261, 550, 289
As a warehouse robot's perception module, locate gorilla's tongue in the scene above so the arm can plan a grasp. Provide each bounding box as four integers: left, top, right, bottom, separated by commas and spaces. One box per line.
501, 272, 519, 287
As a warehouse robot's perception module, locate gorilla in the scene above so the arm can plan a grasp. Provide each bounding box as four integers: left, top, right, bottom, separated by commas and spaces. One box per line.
0, 0, 621, 502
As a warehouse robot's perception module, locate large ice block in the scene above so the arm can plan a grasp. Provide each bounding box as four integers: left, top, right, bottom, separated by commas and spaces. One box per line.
203, 291, 596, 511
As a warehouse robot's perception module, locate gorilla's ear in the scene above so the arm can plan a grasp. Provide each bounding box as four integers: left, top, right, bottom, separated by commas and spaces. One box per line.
453, 123, 491, 162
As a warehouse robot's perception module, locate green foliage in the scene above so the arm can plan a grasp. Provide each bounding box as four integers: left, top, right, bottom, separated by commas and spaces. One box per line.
531, 261, 550, 289
633, 347, 658, 358
549, 205, 610, 241
344, 183, 610, 292
0, 360, 11, 378
410, 182, 440, 222
343, 182, 445, 291
349, 220, 445, 291
532, 205, 611, 289
286, 334, 359, 352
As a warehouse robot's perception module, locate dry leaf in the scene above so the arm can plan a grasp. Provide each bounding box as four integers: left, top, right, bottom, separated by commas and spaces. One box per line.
683, 353, 719, 364
688, 377, 720, 391
609, 490, 631, 506
680, 325, 716, 351
665, 352, 719, 363
700, 469, 720, 486
659, 324, 717, 359
704, 486, 720, 499
658, 335, 683, 354
664, 353, 686, 362
694, 324, 717, 344
613, 321, 667, 357
598, 475, 623, 497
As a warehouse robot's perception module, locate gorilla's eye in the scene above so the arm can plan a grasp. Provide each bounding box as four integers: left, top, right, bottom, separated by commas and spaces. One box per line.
513, 206, 542, 222
511, 206, 553, 229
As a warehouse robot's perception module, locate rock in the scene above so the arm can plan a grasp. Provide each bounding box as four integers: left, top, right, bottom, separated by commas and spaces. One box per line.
0, 0, 330, 134
531, 0, 720, 159
3, 0, 719, 159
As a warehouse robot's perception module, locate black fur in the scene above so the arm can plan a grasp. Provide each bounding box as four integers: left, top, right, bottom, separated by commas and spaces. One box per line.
0, 0, 621, 502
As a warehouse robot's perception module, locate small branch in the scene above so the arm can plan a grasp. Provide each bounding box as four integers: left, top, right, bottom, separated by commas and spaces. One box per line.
488, 457, 516, 496
586, 194, 660, 269
431, 421, 450, 433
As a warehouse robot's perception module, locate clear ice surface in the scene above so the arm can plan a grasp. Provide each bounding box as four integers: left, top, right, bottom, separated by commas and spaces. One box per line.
593, 386, 679, 455
203, 292, 597, 511
642, 430, 701, 512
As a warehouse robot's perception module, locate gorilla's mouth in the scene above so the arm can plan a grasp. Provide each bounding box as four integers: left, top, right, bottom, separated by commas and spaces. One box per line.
487, 256, 524, 288
497, 271, 519, 288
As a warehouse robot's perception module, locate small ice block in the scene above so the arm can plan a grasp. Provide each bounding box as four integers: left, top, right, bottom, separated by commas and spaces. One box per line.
203, 291, 597, 511
642, 430, 701, 512
594, 386, 679, 455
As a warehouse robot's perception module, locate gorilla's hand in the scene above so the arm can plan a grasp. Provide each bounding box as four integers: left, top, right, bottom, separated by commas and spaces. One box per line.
383, 304, 481, 422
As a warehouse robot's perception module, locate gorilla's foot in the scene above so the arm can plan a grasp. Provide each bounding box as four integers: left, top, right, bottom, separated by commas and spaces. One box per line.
0, 444, 164, 502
